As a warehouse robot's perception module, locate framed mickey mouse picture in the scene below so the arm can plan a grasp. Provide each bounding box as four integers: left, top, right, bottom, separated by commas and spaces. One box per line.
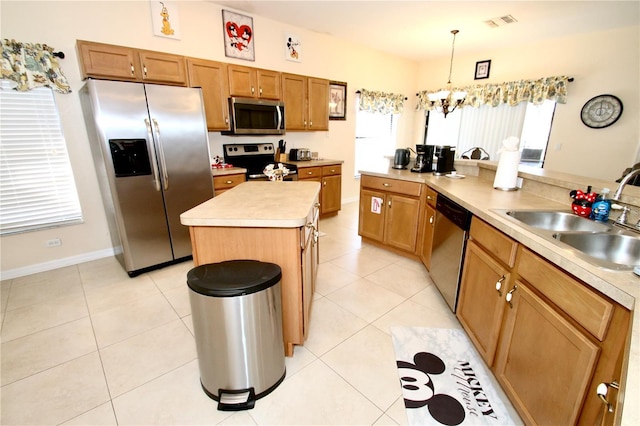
222, 10, 255, 61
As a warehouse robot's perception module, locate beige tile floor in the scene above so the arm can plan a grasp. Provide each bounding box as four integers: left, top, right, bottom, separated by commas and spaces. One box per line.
0, 201, 462, 425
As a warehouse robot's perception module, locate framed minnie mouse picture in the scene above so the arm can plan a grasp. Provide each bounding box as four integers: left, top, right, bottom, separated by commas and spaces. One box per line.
222, 10, 255, 61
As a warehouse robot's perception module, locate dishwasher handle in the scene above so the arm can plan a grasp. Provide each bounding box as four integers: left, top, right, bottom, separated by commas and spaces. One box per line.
436, 195, 471, 230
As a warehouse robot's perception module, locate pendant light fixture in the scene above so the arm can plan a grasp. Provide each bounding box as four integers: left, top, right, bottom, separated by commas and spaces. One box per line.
428, 29, 467, 118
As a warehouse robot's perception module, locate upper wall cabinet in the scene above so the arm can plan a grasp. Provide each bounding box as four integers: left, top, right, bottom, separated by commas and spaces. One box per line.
227, 64, 281, 100
77, 40, 187, 86
187, 58, 230, 131
282, 73, 329, 131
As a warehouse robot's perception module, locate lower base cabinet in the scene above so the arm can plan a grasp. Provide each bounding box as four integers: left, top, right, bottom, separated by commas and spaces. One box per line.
457, 217, 630, 425
358, 175, 423, 254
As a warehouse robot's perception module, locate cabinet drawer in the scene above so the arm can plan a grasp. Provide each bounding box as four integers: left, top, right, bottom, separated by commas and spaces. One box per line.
322, 164, 341, 176
470, 217, 518, 267
361, 175, 422, 197
517, 247, 613, 341
425, 186, 437, 207
213, 173, 245, 190
298, 167, 322, 179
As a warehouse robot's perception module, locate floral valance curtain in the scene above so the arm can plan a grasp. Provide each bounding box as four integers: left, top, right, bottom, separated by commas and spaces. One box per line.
358, 88, 406, 114
1, 39, 71, 93
416, 75, 570, 111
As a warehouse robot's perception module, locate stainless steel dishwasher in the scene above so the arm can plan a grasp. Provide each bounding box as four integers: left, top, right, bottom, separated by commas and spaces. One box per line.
429, 194, 472, 312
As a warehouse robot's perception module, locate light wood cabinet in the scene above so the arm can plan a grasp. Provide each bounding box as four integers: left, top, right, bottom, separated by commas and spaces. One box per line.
77, 40, 187, 86
321, 165, 342, 216
227, 64, 281, 99
358, 175, 422, 254
282, 73, 329, 131
297, 164, 342, 217
187, 58, 230, 131
494, 279, 600, 426
457, 217, 631, 425
212, 173, 245, 196
419, 186, 437, 270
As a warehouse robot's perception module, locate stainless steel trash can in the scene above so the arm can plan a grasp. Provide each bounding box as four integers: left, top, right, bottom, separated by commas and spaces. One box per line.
187, 260, 286, 411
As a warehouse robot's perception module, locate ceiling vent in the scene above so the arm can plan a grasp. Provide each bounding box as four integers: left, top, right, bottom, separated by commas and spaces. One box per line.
484, 15, 518, 28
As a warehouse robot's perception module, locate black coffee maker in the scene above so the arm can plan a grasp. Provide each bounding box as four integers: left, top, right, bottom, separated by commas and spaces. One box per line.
411, 144, 434, 173
434, 145, 456, 175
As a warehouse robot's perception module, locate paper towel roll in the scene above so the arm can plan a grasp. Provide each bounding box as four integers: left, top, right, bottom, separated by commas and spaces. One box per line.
493, 150, 521, 190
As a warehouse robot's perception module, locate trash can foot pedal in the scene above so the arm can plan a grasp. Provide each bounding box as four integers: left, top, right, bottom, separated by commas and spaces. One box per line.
217, 388, 256, 411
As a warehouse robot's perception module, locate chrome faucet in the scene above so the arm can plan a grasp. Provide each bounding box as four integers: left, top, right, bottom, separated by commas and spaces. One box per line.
612, 168, 640, 201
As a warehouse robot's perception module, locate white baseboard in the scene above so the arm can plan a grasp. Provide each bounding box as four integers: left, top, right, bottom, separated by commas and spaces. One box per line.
342, 196, 359, 204
1, 248, 116, 280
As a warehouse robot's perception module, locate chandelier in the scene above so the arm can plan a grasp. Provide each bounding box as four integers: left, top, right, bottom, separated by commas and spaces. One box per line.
428, 30, 466, 118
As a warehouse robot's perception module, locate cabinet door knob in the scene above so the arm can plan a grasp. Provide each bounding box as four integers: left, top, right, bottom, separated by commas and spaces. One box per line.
130, 63, 135, 76
323, 181, 326, 186
225, 180, 233, 184
505, 285, 518, 308
307, 171, 313, 175
143, 65, 148, 77
251, 87, 255, 94
382, 183, 391, 187
388, 200, 392, 208
495, 276, 506, 296
429, 215, 434, 224
597, 381, 619, 413
259, 87, 263, 95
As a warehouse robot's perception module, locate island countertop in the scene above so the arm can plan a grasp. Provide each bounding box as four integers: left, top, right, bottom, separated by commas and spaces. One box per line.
180, 181, 321, 228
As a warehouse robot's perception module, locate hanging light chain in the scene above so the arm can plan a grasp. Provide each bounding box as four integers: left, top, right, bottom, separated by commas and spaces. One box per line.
447, 29, 459, 85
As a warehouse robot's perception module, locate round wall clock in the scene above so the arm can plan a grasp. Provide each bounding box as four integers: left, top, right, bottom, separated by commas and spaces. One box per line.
580, 94, 623, 129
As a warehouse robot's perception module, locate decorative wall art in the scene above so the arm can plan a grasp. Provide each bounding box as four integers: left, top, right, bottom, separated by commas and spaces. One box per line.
222, 9, 255, 61
150, 1, 181, 40
329, 81, 347, 120
285, 34, 302, 62
475, 60, 491, 80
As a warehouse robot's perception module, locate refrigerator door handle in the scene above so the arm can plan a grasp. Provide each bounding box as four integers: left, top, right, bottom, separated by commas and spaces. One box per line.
152, 118, 170, 190
144, 118, 162, 192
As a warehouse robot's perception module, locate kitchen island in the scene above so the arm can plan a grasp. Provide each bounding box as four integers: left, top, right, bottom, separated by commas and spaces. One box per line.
180, 181, 321, 356
359, 160, 639, 425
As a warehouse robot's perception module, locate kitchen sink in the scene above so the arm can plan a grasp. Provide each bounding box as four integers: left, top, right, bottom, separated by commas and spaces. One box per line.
493, 208, 640, 270
553, 232, 640, 270
505, 210, 611, 232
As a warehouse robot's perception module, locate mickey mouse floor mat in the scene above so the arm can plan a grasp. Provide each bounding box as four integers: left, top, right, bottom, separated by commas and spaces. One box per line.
391, 327, 522, 426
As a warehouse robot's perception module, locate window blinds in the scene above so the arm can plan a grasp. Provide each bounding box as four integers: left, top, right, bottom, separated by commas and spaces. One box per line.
0, 81, 83, 235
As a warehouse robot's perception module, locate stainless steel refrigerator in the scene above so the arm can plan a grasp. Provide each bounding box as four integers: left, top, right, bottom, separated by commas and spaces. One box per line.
80, 79, 213, 276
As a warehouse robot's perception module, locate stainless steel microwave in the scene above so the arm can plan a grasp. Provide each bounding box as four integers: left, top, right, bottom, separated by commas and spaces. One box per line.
223, 97, 285, 135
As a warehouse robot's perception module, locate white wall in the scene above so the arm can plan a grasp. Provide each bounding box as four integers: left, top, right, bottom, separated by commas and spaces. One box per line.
0, 0, 418, 276
414, 26, 640, 181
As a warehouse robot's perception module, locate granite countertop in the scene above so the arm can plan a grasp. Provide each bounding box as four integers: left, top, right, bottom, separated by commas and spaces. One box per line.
360, 165, 639, 425
211, 166, 246, 177
180, 181, 321, 228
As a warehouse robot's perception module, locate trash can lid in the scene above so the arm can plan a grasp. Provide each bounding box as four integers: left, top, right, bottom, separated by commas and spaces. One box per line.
187, 260, 282, 297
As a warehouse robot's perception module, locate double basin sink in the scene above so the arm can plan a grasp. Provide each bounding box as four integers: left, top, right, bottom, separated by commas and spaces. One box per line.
493, 209, 640, 270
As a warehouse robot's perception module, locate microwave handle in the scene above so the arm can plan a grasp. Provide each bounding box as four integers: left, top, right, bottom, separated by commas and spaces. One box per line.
276, 105, 283, 130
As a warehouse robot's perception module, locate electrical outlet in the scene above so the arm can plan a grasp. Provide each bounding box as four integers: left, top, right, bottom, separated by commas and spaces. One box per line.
46, 238, 62, 247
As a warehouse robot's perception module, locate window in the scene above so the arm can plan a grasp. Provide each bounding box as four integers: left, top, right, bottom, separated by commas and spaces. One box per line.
354, 109, 399, 177
425, 100, 556, 166
0, 80, 83, 235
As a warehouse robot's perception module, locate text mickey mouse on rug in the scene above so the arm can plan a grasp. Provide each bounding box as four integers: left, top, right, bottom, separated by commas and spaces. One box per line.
391, 327, 520, 426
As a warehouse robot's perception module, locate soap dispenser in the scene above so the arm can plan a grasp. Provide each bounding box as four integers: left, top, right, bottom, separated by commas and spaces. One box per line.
590, 188, 611, 222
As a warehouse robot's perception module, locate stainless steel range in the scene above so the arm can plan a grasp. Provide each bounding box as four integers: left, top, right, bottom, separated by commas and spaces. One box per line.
223, 143, 298, 181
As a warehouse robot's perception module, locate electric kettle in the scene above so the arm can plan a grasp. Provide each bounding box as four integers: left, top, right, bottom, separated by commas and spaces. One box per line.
393, 148, 411, 169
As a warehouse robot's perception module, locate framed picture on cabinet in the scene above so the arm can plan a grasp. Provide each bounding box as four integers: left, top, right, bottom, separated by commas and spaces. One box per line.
329, 81, 347, 120
475, 60, 491, 80
149, 1, 181, 39
285, 33, 302, 62
222, 9, 255, 61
